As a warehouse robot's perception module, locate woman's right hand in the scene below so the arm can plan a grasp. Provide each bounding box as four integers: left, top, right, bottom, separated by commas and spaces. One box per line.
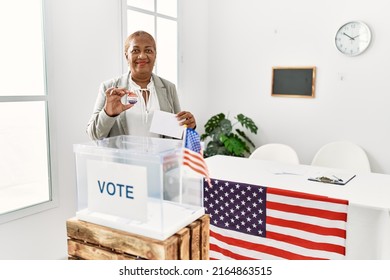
104, 87, 137, 117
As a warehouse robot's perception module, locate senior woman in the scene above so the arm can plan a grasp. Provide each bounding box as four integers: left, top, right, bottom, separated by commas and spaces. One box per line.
87, 30, 196, 140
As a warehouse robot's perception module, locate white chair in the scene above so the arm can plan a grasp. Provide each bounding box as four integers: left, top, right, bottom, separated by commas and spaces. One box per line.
311, 141, 371, 172
249, 143, 300, 165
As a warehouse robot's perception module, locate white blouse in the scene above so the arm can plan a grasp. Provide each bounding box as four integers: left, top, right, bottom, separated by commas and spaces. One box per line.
125, 78, 161, 137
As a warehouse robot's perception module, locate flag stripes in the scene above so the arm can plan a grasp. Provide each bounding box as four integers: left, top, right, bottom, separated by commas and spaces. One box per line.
182, 128, 210, 185
267, 216, 346, 238
183, 149, 209, 178
210, 226, 344, 260
205, 178, 348, 260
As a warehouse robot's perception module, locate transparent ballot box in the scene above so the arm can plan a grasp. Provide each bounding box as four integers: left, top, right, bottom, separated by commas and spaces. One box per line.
73, 135, 204, 240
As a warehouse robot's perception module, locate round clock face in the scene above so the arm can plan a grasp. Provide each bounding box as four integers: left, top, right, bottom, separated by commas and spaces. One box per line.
335, 21, 371, 56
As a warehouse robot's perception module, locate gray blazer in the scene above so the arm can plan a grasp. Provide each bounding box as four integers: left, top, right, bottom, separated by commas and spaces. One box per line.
87, 72, 181, 140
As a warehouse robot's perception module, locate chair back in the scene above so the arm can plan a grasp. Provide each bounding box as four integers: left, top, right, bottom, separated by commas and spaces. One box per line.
249, 143, 300, 165
311, 141, 371, 172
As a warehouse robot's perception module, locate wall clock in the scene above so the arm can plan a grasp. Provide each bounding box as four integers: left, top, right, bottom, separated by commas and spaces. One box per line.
335, 21, 372, 56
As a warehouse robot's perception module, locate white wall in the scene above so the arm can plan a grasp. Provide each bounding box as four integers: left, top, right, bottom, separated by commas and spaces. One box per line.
0, 0, 123, 259
181, 0, 390, 174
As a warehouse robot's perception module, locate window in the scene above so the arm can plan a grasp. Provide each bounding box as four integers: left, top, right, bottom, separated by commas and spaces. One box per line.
0, 0, 55, 223
125, 0, 178, 86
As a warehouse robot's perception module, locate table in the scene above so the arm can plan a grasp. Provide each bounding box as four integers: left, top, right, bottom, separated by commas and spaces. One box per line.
205, 155, 390, 259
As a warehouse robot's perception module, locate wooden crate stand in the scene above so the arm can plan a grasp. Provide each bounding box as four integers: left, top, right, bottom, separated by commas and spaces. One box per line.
66, 214, 209, 260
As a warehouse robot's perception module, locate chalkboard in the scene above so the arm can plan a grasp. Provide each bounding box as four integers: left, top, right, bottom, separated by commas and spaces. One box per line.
271, 67, 316, 98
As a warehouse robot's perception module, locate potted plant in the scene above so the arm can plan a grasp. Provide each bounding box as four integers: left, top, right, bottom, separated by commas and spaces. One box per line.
200, 113, 258, 158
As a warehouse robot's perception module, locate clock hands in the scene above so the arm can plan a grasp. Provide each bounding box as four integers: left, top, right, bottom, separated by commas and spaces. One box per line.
336, 21, 371, 55
343, 32, 355, 40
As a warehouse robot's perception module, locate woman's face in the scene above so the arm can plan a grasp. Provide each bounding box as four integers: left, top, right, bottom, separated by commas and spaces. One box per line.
126, 35, 156, 79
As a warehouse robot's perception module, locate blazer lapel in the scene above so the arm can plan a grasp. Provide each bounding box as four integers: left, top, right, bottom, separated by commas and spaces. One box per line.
153, 74, 171, 112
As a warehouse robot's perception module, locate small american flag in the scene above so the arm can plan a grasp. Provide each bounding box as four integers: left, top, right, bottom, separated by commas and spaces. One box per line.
204, 178, 348, 260
183, 128, 211, 186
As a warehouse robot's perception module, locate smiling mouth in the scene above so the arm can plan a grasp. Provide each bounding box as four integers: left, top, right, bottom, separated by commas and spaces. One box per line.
137, 61, 148, 66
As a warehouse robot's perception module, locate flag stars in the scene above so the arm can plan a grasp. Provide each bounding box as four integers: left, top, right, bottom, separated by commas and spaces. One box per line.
204, 179, 268, 239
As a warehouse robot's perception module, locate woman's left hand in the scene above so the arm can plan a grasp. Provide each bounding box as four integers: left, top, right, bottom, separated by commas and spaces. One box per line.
176, 111, 197, 129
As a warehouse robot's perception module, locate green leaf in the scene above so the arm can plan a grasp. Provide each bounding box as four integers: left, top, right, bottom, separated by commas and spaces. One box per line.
221, 134, 248, 157
236, 129, 256, 148
204, 140, 225, 158
219, 119, 232, 134
211, 127, 223, 142
204, 113, 226, 134
202, 112, 258, 158
236, 114, 258, 134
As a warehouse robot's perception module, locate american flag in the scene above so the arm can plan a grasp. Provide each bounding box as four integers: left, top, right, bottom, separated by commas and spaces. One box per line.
183, 128, 211, 186
204, 178, 348, 260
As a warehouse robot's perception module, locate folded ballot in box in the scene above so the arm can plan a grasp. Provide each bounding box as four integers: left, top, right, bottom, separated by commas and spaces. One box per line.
308, 171, 356, 185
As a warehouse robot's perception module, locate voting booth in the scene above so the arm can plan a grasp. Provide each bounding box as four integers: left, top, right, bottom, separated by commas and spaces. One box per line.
73, 135, 205, 241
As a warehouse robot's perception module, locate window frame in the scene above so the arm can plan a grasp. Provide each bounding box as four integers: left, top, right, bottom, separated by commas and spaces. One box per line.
0, 0, 58, 224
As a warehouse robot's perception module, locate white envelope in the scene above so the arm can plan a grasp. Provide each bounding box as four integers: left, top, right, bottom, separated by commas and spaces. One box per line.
149, 110, 185, 139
